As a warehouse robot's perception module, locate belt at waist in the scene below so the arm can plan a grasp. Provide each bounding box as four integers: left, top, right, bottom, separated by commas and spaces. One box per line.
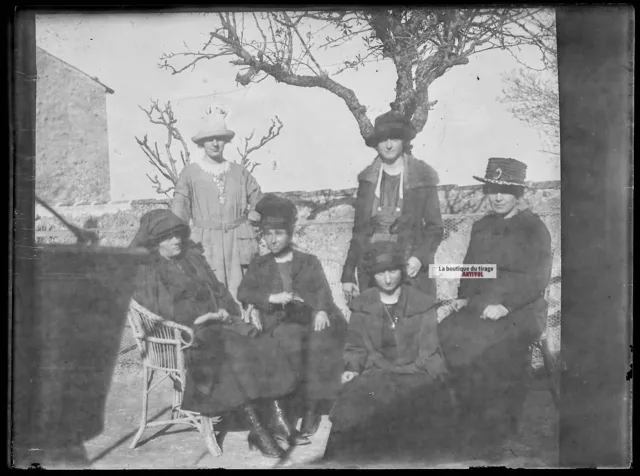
193, 216, 248, 231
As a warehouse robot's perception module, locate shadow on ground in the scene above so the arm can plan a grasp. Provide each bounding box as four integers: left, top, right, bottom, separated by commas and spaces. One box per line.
78, 363, 558, 469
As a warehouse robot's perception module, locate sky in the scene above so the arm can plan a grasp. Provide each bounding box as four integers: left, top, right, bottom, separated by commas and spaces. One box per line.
36, 11, 560, 200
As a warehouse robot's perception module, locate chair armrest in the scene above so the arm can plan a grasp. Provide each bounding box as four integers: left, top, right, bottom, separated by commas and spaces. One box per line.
159, 319, 195, 350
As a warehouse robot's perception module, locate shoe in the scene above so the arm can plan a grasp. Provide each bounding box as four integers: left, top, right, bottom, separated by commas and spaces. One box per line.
299, 400, 322, 437
269, 399, 311, 446
243, 404, 284, 458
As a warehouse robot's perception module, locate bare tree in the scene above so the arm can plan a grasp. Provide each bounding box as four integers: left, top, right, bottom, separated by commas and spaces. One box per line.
136, 100, 284, 196
158, 8, 555, 141
135, 100, 191, 197
499, 9, 559, 154
237, 115, 284, 172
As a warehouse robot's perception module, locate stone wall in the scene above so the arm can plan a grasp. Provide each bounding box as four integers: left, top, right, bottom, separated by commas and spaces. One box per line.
35, 181, 561, 362
35, 47, 112, 204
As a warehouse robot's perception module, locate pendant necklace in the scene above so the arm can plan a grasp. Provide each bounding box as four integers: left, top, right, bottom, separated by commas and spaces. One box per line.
383, 304, 399, 329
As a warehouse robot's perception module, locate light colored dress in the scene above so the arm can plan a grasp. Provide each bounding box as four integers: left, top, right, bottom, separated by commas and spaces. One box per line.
171, 156, 262, 300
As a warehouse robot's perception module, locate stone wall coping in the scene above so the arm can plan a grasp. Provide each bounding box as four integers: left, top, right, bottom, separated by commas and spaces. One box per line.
47, 180, 559, 209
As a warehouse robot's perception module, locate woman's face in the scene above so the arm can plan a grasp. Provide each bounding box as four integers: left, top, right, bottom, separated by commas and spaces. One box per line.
486, 184, 519, 216
376, 138, 404, 163
202, 138, 227, 161
374, 268, 403, 294
158, 233, 184, 259
264, 228, 292, 256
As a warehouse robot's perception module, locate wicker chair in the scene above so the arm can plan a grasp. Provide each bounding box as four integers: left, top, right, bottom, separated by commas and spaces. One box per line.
126, 299, 223, 457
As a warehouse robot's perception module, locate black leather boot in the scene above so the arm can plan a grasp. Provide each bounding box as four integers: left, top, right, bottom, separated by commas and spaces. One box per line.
244, 403, 284, 459
269, 399, 311, 446
299, 399, 322, 437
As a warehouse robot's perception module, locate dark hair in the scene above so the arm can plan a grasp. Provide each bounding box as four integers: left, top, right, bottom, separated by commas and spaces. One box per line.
482, 183, 524, 199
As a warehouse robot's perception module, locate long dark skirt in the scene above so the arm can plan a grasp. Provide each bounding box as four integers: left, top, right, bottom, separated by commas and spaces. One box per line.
261, 316, 347, 403
438, 309, 538, 445
181, 325, 297, 416
324, 369, 456, 465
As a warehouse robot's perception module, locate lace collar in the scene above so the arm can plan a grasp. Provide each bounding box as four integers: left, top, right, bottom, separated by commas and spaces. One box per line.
192, 154, 230, 177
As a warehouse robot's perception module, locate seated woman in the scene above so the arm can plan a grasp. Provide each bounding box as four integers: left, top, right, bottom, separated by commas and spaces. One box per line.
322, 241, 456, 465
130, 208, 300, 459
438, 158, 553, 452
237, 194, 347, 446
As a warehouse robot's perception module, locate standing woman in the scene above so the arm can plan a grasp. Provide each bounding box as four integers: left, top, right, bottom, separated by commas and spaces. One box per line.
171, 107, 262, 301
438, 158, 553, 453
342, 111, 443, 302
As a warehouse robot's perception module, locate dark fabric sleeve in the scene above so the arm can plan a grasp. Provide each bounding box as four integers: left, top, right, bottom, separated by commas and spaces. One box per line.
414, 308, 448, 379
306, 255, 335, 319
481, 218, 553, 313
343, 311, 369, 373
133, 264, 176, 321
341, 182, 369, 284
457, 222, 481, 300
414, 184, 444, 267
194, 253, 241, 317
237, 258, 272, 310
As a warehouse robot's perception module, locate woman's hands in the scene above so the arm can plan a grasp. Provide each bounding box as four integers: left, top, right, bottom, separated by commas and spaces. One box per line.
193, 309, 231, 326
249, 307, 262, 332
342, 282, 360, 301
450, 299, 469, 312
269, 292, 294, 305
313, 311, 331, 332
481, 304, 509, 320
341, 371, 359, 384
405, 256, 423, 278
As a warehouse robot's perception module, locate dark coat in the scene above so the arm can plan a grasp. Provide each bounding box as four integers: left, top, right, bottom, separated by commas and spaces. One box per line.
437, 206, 553, 434
238, 249, 347, 400
326, 285, 455, 462
133, 244, 296, 415
341, 155, 443, 296
344, 285, 447, 379
444, 205, 553, 360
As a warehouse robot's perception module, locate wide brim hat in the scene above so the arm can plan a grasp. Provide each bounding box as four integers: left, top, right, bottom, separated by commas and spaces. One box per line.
129, 209, 190, 249
473, 157, 528, 187
255, 193, 298, 230
365, 111, 417, 148
363, 241, 406, 276
191, 106, 236, 144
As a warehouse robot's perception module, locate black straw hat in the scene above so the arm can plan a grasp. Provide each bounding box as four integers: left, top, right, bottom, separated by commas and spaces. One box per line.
365, 111, 417, 148
473, 158, 528, 187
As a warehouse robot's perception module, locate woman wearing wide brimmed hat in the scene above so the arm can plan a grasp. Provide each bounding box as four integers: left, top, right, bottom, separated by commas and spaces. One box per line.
323, 241, 457, 465
171, 106, 262, 302
437, 158, 553, 457
341, 111, 444, 303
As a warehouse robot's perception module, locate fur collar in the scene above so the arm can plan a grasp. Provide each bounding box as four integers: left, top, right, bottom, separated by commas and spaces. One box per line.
357, 155, 439, 189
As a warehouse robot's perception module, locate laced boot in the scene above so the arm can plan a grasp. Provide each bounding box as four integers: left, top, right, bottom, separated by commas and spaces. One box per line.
243, 403, 284, 459
269, 399, 311, 446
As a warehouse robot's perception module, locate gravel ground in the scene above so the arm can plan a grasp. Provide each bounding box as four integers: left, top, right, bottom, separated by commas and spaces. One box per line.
76, 363, 559, 469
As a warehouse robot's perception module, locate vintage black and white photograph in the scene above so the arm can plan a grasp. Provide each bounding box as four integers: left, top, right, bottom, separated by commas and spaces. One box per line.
9, 6, 631, 470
